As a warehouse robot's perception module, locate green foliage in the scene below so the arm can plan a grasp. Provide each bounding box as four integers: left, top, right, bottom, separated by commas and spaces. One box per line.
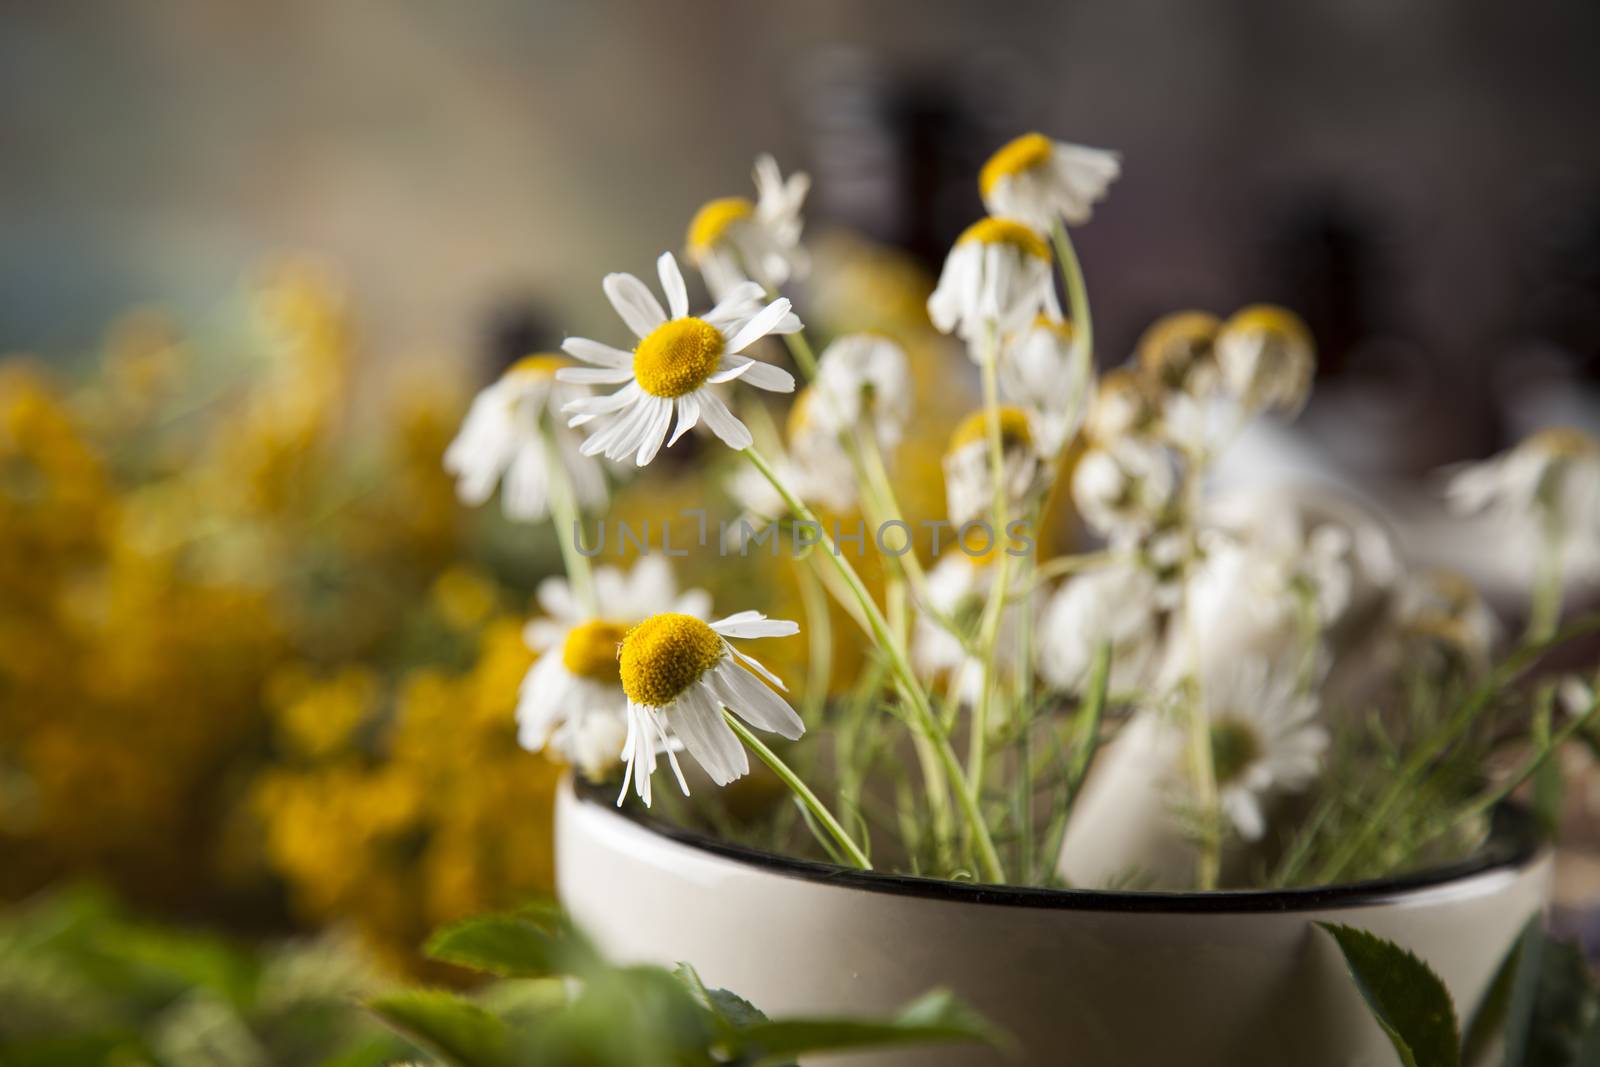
1318, 923, 1459, 1067
0, 884, 408, 1067
371, 909, 999, 1067
1326, 918, 1600, 1067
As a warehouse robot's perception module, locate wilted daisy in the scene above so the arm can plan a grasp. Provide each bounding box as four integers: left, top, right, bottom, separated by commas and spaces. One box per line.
912, 548, 1024, 705
812, 333, 912, 448
617, 610, 804, 805
1213, 305, 1315, 417
1136, 311, 1221, 397
1083, 368, 1159, 445
1395, 569, 1499, 666
943, 406, 1047, 527
1000, 316, 1093, 455
928, 218, 1061, 344
560, 253, 799, 464
1038, 560, 1165, 697
444, 355, 608, 521
978, 132, 1121, 231
1446, 426, 1600, 580
517, 558, 711, 781
687, 154, 811, 299
1197, 658, 1328, 841
1072, 439, 1176, 541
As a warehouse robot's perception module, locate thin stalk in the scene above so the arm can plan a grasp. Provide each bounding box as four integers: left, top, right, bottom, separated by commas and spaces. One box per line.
1527, 518, 1564, 643
796, 559, 832, 725
1038, 641, 1111, 884
724, 710, 870, 869
1177, 448, 1221, 890
545, 443, 597, 614
969, 322, 1014, 789
1012, 499, 1043, 878
742, 445, 1006, 881
1049, 219, 1093, 365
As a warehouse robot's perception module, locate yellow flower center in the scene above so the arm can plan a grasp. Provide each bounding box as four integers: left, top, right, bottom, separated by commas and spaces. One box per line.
560, 619, 630, 683
950, 406, 1033, 452
957, 217, 1051, 261
1209, 717, 1262, 786
1223, 305, 1311, 349
1527, 425, 1599, 460
979, 132, 1054, 196
633, 317, 726, 398
505, 353, 569, 380
1136, 312, 1220, 389
687, 197, 755, 255
619, 613, 724, 707
1027, 314, 1075, 342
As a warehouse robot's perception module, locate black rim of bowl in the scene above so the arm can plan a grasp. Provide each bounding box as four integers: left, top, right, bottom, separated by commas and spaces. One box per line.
570, 779, 1544, 914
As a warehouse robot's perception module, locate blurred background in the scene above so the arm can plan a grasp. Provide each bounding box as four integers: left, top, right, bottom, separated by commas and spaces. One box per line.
2, 1, 1600, 1058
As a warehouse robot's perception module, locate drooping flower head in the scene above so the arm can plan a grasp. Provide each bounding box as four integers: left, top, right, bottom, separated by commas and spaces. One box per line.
516, 558, 710, 781
617, 610, 803, 805
687, 154, 810, 299
978, 132, 1121, 231
1000, 316, 1092, 455
1136, 311, 1221, 398
444, 354, 608, 521
1072, 438, 1176, 542
812, 333, 912, 449
1213, 305, 1315, 417
1446, 425, 1600, 580
1083, 367, 1159, 446
942, 405, 1046, 527
559, 253, 798, 465
928, 218, 1060, 345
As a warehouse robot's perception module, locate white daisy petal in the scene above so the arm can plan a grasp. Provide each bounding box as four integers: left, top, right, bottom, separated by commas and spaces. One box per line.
726, 297, 794, 354
603, 272, 668, 338
709, 661, 804, 740
557, 366, 635, 385
711, 611, 801, 639
696, 390, 754, 450
658, 252, 690, 320
670, 683, 749, 785
561, 337, 633, 368
668, 392, 701, 446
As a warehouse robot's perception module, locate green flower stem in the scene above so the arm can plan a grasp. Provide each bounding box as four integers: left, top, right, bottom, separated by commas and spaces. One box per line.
724, 709, 871, 869
779, 327, 821, 381
1527, 517, 1565, 643
795, 558, 833, 725
545, 446, 597, 615
969, 322, 1014, 790
1012, 498, 1043, 878
1049, 219, 1092, 365
742, 445, 1007, 882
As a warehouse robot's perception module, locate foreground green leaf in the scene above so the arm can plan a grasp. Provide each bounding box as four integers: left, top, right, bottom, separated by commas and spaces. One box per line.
736, 988, 1004, 1060
1318, 923, 1459, 1067
425, 906, 599, 980
1462, 915, 1535, 1066
367, 989, 511, 1067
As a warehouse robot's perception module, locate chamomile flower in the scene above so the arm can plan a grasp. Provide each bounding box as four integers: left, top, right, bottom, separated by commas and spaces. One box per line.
1136, 311, 1221, 397
942, 406, 1047, 527
1198, 658, 1328, 841
559, 252, 799, 465
444, 355, 608, 521
1446, 426, 1600, 580
1083, 368, 1159, 445
516, 558, 710, 781
1395, 569, 1499, 666
978, 132, 1121, 231
928, 218, 1061, 344
812, 333, 912, 448
912, 548, 1024, 705
1000, 316, 1092, 455
1072, 439, 1177, 541
617, 611, 804, 805
724, 388, 856, 545
1213, 305, 1315, 417
1038, 560, 1165, 697
687, 156, 811, 300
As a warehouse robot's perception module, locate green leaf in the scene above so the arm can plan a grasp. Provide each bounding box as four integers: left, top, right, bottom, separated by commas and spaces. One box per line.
1462, 915, 1536, 1066
1516, 933, 1599, 1067
736, 988, 1003, 1061
673, 962, 769, 1030
367, 989, 511, 1067
424, 907, 598, 980
1317, 923, 1460, 1067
